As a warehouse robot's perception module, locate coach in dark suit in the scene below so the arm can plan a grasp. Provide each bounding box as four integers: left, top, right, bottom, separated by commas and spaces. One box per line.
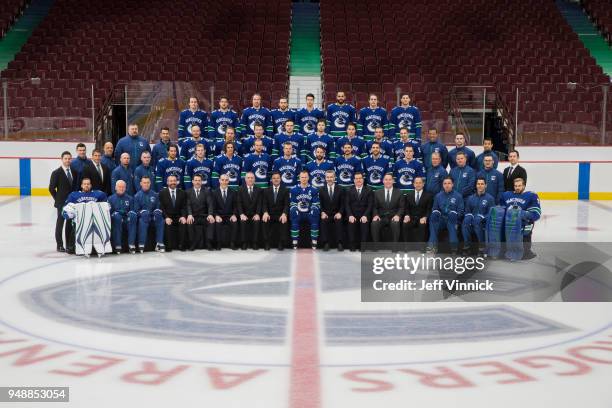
262, 172, 290, 250
402, 176, 433, 244
159, 174, 188, 251
211, 173, 239, 250
186, 174, 214, 250
371, 173, 405, 243
345, 172, 373, 251
503, 150, 527, 191
237, 172, 263, 250
49, 151, 77, 252
318, 170, 345, 251
82, 149, 111, 196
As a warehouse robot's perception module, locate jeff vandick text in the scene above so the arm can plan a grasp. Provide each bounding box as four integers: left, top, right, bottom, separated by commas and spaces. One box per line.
372, 279, 494, 291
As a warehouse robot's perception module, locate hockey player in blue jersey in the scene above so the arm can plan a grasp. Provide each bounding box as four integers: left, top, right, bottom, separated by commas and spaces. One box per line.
449, 151, 476, 198
358, 94, 388, 141
239, 93, 273, 138
155, 144, 186, 190
427, 177, 464, 254
111, 153, 135, 195
151, 127, 171, 169
272, 142, 302, 188
448, 133, 477, 169
180, 125, 213, 161
211, 141, 242, 189
392, 127, 423, 162
134, 175, 165, 253
305, 146, 335, 189
326, 91, 356, 139
273, 119, 305, 161
477, 155, 504, 203
208, 96, 239, 141
335, 122, 367, 158
366, 126, 394, 158
114, 123, 151, 171
213, 127, 242, 159
108, 179, 137, 254
295, 93, 324, 135
289, 170, 320, 249
242, 139, 272, 188
134, 151, 155, 193
500, 178, 541, 259
178, 97, 208, 147
184, 143, 213, 190
335, 142, 363, 187
425, 152, 449, 195
475, 137, 499, 171
393, 145, 425, 193
304, 119, 335, 162
64, 177, 108, 207
421, 128, 449, 169
389, 94, 422, 140
461, 177, 495, 255
363, 142, 393, 190
241, 123, 274, 156
270, 96, 296, 136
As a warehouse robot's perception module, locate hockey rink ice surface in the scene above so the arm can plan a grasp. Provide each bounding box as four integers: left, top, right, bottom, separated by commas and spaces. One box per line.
0, 196, 611, 408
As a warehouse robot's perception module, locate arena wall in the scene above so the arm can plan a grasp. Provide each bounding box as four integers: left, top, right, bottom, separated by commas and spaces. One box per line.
0, 142, 610, 199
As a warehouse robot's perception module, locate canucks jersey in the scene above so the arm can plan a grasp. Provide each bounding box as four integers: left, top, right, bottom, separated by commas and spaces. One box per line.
272, 156, 302, 188
305, 159, 335, 189
366, 139, 394, 158
304, 133, 335, 162
393, 158, 425, 192
65, 190, 107, 205
334, 155, 362, 186
392, 139, 423, 162
155, 157, 186, 190
242, 152, 272, 188
295, 107, 324, 135
241, 135, 275, 156
239, 106, 273, 138
425, 165, 449, 195
184, 157, 213, 190
270, 108, 296, 136
180, 137, 214, 161
362, 154, 393, 189
290, 185, 320, 213
178, 109, 208, 146
449, 165, 476, 198
213, 139, 242, 158
208, 109, 239, 141
326, 103, 356, 139
500, 190, 542, 233
335, 135, 367, 159
358, 106, 388, 141
389, 105, 422, 140
212, 154, 242, 189
273, 132, 305, 160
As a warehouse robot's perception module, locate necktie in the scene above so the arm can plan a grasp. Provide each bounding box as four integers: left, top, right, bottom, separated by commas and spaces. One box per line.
357, 188, 361, 197
329, 186, 333, 198
66, 168, 73, 185
274, 187, 278, 203
508, 166, 514, 178
386, 190, 390, 204
96, 164, 103, 181
249, 187, 252, 198
195, 189, 199, 199
416, 191, 420, 205
171, 190, 176, 206
223, 190, 227, 202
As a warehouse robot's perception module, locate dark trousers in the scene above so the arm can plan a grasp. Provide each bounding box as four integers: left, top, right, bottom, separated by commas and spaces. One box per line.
164, 217, 186, 250
262, 217, 290, 246
240, 217, 260, 245
55, 207, 73, 249
214, 216, 239, 247
346, 217, 370, 247
371, 216, 401, 242
187, 215, 214, 249
320, 216, 344, 245
403, 220, 428, 243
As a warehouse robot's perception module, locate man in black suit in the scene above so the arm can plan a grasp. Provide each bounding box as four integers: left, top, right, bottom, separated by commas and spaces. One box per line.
237, 172, 263, 250
211, 173, 239, 250
186, 174, 215, 251
371, 173, 405, 243
159, 174, 188, 251
82, 148, 111, 196
318, 170, 345, 251
402, 176, 433, 245
503, 150, 528, 191
49, 151, 77, 252
345, 172, 373, 251
262, 172, 290, 250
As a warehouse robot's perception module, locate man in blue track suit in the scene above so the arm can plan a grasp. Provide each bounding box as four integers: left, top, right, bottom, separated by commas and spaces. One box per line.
425, 152, 448, 195
108, 179, 137, 254
290, 170, 320, 249
447, 132, 476, 169
114, 123, 151, 171
449, 151, 476, 198
461, 177, 495, 255
421, 128, 448, 170
477, 155, 504, 204
111, 152, 135, 195
133, 151, 155, 193
134, 175, 165, 253
427, 176, 464, 254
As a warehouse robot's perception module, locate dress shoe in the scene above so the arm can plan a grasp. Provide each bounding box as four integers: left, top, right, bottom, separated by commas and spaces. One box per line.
323, 243, 330, 251
57, 245, 66, 252
253, 243, 259, 250
231, 243, 238, 250
242, 243, 248, 250
337, 243, 344, 251
278, 243, 284, 251
264, 243, 270, 251
207, 243, 214, 251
